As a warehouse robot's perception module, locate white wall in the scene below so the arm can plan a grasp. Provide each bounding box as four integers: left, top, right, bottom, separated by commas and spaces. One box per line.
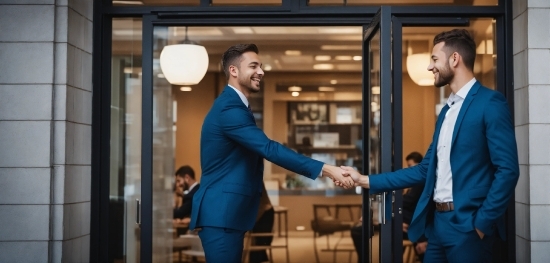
513, 0, 550, 262
0, 0, 92, 262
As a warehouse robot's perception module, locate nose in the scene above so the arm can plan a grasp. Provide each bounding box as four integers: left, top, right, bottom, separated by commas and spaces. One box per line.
427, 62, 434, 72
257, 67, 264, 76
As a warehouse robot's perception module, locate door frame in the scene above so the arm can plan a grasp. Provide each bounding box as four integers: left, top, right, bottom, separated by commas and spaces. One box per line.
91, 1, 514, 262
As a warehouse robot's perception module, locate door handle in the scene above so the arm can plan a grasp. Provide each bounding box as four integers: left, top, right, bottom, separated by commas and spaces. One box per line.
136, 199, 141, 226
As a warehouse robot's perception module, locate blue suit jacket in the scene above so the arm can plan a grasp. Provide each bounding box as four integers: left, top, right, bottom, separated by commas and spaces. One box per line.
190, 86, 324, 231
370, 82, 519, 242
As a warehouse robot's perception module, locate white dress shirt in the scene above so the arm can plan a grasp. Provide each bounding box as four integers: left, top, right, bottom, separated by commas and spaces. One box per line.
228, 84, 250, 107
433, 78, 476, 203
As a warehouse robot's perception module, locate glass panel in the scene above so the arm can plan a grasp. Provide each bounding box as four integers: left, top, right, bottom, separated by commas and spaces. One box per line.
308, 0, 498, 6
113, 0, 199, 6
368, 29, 381, 263
152, 26, 176, 262
110, 17, 142, 263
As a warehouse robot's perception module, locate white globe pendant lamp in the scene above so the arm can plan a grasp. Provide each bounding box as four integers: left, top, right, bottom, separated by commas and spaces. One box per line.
406, 53, 434, 86
160, 27, 209, 85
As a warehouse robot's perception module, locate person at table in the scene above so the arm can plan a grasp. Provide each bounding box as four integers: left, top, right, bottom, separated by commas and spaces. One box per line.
174, 165, 200, 222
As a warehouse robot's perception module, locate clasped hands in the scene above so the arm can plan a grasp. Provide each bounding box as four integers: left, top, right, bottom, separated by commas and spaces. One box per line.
322, 165, 369, 189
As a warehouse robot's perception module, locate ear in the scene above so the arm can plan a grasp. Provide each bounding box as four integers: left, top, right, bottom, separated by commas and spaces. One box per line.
450, 52, 459, 67
229, 65, 238, 78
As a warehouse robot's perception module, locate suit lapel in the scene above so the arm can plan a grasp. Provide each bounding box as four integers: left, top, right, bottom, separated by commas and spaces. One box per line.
451, 82, 480, 147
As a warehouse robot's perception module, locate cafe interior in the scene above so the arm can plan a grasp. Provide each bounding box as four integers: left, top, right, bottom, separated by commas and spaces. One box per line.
109, 19, 496, 262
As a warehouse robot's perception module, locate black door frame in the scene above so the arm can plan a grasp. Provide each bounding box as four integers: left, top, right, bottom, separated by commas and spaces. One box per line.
91, 0, 514, 262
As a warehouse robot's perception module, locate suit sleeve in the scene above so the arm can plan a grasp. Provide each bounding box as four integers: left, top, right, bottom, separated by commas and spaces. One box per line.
369, 141, 433, 193
474, 92, 520, 235
219, 106, 323, 180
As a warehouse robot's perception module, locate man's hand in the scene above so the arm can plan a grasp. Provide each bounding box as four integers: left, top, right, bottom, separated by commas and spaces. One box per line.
322, 164, 354, 189
336, 166, 370, 188
476, 228, 485, 239
415, 241, 427, 255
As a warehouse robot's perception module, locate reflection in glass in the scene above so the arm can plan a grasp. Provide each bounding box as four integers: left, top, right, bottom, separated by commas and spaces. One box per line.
152, 26, 176, 262
109, 17, 142, 263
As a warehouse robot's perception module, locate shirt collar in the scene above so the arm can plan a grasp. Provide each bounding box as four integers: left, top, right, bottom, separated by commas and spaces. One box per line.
228, 84, 249, 107
188, 182, 198, 192
447, 78, 476, 107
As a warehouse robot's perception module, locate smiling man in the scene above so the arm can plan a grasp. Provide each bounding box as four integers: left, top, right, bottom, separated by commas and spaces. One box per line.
340, 30, 519, 262
190, 44, 354, 263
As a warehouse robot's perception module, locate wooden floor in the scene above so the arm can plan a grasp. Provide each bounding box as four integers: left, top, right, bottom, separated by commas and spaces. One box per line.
172, 231, 381, 263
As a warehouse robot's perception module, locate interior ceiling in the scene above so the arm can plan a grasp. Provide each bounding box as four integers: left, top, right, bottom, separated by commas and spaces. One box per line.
113, 17, 493, 74
113, 0, 496, 6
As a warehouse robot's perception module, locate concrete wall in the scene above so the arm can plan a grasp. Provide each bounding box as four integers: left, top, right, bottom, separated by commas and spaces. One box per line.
0, 0, 92, 262
513, 0, 550, 262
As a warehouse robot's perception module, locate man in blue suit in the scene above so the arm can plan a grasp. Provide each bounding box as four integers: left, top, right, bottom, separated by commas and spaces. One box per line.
190, 43, 354, 263
340, 29, 519, 262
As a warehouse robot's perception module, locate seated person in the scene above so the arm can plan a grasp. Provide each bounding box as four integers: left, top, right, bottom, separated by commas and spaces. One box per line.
402, 152, 428, 262
173, 165, 200, 223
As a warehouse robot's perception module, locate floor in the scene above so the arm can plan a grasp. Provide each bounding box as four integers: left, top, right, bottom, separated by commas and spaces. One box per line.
172, 231, 381, 263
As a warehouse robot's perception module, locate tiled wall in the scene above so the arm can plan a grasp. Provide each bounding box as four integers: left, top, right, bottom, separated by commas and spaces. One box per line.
0, 0, 92, 262
513, 0, 550, 262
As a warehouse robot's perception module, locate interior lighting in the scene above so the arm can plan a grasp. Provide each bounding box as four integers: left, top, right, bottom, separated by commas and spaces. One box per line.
291, 92, 300, 97
288, 86, 302, 92
335, 56, 352, 61
180, 86, 192, 92
313, 64, 334, 70
315, 55, 331, 61
353, 56, 362, 61
406, 53, 434, 86
160, 27, 209, 85
330, 79, 338, 84
285, 50, 302, 56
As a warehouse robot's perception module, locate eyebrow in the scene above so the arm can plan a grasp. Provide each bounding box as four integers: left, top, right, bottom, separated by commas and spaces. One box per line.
249, 61, 262, 67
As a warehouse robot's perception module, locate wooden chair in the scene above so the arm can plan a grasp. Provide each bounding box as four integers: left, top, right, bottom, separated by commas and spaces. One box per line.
311, 204, 361, 263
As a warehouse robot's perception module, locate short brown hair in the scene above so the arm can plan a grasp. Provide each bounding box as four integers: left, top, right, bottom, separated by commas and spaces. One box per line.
221, 44, 259, 80
433, 29, 476, 72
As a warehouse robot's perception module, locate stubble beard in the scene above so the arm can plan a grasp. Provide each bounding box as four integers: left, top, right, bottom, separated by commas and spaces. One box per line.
434, 63, 454, 88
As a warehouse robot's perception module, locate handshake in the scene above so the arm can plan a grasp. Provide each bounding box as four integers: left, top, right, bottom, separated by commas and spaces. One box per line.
321, 164, 369, 189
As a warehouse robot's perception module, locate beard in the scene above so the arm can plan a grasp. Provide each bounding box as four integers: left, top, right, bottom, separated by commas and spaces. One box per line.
434, 62, 454, 88
237, 74, 261, 94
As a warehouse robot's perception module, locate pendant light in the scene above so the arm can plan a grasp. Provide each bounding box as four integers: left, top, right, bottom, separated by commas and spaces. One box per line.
160, 27, 209, 85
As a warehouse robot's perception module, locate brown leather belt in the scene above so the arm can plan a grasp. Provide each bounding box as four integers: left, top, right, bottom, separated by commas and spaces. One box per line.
435, 202, 454, 212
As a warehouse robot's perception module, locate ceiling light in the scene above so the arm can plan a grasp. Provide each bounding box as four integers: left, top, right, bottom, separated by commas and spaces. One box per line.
285, 50, 302, 56
315, 55, 331, 61
291, 92, 300, 97
318, 86, 335, 92
160, 27, 209, 85
313, 64, 334, 70
335, 56, 352, 61
406, 53, 434, 86
232, 27, 254, 34
288, 86, 302, 92
264, 64, 272, 71
180, 86, 192, 92
330, 80, 338, 84
353, 56, 362, 61
321, 45, 362, 50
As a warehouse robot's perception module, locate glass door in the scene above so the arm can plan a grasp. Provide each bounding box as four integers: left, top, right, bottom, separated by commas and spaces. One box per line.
362, 7, 499, 263
362, 6, 394, 263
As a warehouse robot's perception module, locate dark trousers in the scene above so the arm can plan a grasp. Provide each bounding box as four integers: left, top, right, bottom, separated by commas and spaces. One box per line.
424, 211, 495, 263
249, 208, 275, 263
198, 226, 246, 263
